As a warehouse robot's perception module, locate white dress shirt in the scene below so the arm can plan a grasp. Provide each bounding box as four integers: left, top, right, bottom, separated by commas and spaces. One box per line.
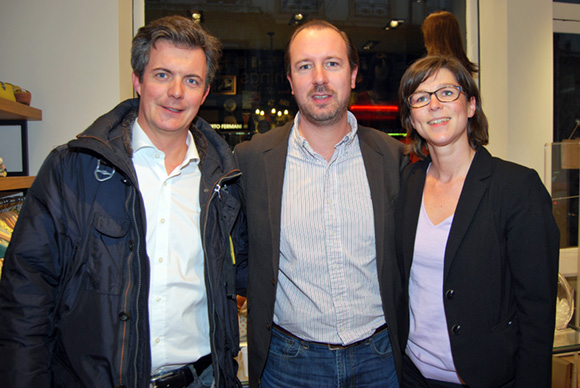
132, 121, 210, 374
273, 112, 386, 345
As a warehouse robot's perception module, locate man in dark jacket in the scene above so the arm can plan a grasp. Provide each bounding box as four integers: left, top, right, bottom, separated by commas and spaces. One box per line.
0, 15, 246, 388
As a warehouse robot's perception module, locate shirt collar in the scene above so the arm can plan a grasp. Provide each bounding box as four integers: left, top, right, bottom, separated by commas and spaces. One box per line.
291, 111, 359, 149
131, 120, 200, 165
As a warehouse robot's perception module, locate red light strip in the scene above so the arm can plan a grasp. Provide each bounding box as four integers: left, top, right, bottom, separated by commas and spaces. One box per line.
350, 105, 399, 113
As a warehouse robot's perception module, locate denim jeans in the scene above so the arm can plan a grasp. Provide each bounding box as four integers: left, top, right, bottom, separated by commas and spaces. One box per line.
259, 325, 399, 388
185, 364, 214, 388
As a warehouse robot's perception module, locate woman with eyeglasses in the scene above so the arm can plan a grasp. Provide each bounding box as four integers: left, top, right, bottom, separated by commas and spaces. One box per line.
395, 55, 559, 388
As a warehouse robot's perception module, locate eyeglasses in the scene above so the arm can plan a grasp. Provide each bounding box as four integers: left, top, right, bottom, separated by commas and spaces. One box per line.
407, 85, 464, 108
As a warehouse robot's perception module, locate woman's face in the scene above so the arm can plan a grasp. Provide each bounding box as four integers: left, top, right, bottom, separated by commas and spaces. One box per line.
409, 68, 476, 152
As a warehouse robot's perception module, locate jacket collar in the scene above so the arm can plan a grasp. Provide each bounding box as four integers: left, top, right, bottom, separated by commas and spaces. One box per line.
403, 146, 493, 280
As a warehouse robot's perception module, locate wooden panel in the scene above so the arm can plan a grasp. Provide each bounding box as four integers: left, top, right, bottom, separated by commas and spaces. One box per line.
0, 99, 41, 121
0, 176, 35, 191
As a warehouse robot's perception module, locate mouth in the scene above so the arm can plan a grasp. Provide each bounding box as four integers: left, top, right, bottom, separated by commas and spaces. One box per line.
428, 117, 450, 125
163, 105, 184, 113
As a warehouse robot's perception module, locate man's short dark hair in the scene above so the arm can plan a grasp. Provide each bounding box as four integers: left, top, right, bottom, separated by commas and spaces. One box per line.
131, 15, 222, 88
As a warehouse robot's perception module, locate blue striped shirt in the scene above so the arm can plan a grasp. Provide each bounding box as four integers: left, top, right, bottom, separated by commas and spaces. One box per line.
273, 112, 386, 345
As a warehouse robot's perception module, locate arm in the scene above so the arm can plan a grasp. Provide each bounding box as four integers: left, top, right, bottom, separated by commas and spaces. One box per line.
231, 147, 248, 297
0, 150, 71, 387
506, 169, 559, 387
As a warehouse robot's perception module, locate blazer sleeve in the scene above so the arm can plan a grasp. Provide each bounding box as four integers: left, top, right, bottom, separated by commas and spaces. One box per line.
504, 168, 559, 387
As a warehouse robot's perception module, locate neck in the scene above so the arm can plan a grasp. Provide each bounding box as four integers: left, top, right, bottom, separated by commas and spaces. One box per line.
298, 114, 351, 162
139, 122, 189, 174
428, 144, 476, 183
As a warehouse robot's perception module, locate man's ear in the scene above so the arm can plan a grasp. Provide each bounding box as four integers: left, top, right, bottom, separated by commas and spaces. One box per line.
132, 72, 141, 96
287, 73, 295, 95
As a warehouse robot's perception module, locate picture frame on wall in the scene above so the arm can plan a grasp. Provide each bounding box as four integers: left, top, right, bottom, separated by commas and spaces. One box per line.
213, 75, 236, 95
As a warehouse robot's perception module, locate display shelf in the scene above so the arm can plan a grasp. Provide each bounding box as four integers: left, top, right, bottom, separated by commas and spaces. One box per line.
0, 98, 41, 121
0, 98, 42, 176
0, 176, 35, 191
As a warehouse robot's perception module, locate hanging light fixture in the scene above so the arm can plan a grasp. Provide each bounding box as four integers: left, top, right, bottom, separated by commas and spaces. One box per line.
384, 19, 404, 30
189, 10, 204, 23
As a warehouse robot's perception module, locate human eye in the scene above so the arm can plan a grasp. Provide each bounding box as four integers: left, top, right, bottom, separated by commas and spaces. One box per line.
438, 86, 459, 99
155, 72, 168, 80
411, 93, 428, 105
325, 61, 340, 69
297, 62, 312, 71
186, 77, 200, 87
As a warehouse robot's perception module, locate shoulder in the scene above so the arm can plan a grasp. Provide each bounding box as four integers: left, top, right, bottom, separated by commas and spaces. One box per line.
234, 122, 292, 156
358, 125, 404, 151
401, 158, 428, 184
193, 116, 237, 169
480, 149, 543, 188
472, 148, 550, 205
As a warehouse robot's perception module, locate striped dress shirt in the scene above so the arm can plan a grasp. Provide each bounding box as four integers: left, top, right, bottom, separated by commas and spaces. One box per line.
273, 112, 386, 345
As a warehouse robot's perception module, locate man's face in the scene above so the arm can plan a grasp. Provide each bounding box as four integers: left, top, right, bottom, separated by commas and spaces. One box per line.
132, 39, 209, 142
287, 27, 357, 127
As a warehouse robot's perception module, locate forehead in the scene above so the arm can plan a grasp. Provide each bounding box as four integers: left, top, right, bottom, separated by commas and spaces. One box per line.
148, 40, 207, 67
289, 27, 347, 62
416, 68, 458, 89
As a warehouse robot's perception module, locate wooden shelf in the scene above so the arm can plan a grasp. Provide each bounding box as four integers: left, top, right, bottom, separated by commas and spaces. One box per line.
0, 176, 35, 191
0, 98, 41, 121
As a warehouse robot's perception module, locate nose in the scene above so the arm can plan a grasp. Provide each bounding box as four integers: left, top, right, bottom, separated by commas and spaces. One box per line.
312, 65, 328, 85
168, 79, 184, 99
428, 94, 443, 110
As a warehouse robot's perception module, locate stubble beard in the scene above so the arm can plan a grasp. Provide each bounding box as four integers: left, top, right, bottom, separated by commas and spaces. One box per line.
297, 86, 350, 127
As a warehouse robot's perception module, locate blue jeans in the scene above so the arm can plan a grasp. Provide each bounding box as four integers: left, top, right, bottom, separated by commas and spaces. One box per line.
185, 364, 214, 388
259, 326, 399, 388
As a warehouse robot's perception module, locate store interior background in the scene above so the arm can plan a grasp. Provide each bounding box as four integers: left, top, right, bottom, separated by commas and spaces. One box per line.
2, 0, 580, 301
0, 0, 554, 179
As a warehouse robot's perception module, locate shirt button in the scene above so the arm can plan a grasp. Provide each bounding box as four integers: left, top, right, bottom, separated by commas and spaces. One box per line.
155, 153, 161, 159
155, 338, 161, 343
451, 325, 461, 335
156, 297, 161, 302
445, 289, 455, 299
158, 257, 163, 263
160, 218, 165, 224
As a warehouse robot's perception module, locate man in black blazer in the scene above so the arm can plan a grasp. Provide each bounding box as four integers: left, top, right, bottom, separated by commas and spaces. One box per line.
234, 20, 407, 388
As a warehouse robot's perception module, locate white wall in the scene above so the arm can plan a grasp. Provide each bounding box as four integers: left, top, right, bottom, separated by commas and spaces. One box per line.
0, 0, 123, 175
479, 0, 553, 180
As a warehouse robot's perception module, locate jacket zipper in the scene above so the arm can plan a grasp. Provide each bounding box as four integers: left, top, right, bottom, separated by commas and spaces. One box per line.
202, 169, 242, 388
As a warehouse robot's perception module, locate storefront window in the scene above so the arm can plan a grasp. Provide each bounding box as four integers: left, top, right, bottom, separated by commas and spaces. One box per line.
552, 32, 580, 249
145, 0, 468, 147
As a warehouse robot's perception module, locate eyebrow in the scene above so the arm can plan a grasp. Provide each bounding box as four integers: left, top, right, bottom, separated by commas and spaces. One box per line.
152, 67, 203, 79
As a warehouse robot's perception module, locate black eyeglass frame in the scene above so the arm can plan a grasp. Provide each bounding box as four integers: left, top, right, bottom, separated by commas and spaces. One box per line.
407, 85, 465, 108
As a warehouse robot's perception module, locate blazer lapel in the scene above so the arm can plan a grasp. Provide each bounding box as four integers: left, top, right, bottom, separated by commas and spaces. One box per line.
443, 147, 492, 280
263, 123, 292, 276
359, 130, 387, 274
402, 162, 428, 278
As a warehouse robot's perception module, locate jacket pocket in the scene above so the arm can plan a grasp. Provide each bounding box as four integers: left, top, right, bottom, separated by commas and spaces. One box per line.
85, 212, 131, 295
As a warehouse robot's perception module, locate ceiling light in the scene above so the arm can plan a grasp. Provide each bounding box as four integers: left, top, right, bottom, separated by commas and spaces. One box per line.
289, 13, 306, 26
384, 19, 404, 30
189, 10, 204, 23
362, 41, 379, 50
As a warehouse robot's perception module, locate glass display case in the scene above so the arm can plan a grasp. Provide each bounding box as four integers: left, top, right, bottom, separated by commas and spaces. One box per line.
546, 141, 580, 387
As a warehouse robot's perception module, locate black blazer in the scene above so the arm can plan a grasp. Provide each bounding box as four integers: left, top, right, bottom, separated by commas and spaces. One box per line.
234, 122, 407, 388
396, 147, 559, 388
